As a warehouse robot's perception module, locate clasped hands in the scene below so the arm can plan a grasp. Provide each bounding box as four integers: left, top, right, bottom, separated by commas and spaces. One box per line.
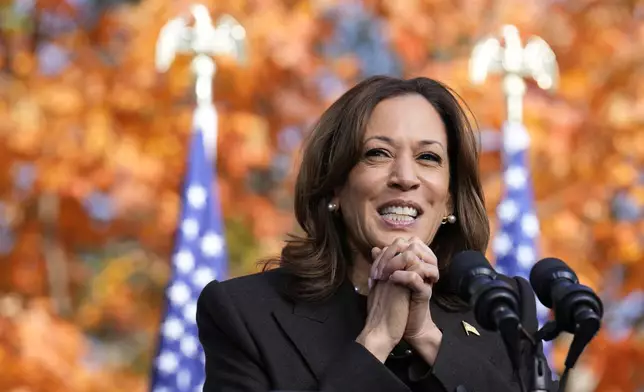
356, 237, 443, 364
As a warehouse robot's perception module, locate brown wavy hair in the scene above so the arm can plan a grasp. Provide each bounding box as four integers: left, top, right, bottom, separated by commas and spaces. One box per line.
264, 75, 489, 310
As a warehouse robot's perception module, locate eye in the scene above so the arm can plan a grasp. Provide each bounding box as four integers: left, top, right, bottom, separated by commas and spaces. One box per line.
365, 148, 391, 158
418, 152, 443, 163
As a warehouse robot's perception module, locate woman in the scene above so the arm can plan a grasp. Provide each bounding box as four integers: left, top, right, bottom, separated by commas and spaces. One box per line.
197, 76, 555, 392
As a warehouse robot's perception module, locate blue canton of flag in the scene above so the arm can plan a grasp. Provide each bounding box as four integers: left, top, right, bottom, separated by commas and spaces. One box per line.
492, 122, 552, 358
150, 110, 228, 392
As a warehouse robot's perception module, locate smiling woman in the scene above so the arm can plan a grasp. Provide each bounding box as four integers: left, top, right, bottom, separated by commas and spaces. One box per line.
196, 76, 557, 392
332, 94, 453, 295
278, 77, 488, 308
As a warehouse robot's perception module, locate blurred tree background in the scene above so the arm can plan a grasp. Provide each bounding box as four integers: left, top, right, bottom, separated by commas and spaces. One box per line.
0, 0, 643, 390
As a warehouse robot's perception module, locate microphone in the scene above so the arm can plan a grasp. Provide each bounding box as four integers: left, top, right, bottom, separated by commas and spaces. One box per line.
449, 251, 523, 379
449, 250, 522, 332
529, 257, 603, 336
529, 257, 603, 391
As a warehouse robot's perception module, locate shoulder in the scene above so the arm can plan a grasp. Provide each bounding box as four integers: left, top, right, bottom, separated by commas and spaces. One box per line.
199, 268, 291, 312
196, 270, 293, 369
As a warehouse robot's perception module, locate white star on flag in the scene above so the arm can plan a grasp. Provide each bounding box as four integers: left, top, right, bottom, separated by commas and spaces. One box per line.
163, 318, 185, 340
183, 301, 197, 324
174, 250, 195, 274
493, 232, 513, 257
187, 185, 207, 209
180, 336, 199, 356
192, 266, 217, 289
201, 232, 224, 257
505, 166, 528, 189
181, 219, 200, 240
516, 245, 536, 268
521, 214, 540, 238
498, 199, 520, 222
157, 352, 179, 374
168, 282, 191, 306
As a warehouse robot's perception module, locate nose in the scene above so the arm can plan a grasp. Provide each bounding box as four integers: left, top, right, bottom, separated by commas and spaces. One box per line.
387, 156, 420, 191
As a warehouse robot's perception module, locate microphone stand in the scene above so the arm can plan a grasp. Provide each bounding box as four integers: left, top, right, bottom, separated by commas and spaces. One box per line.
518, 323, 555, 392
521, 314, 601, 392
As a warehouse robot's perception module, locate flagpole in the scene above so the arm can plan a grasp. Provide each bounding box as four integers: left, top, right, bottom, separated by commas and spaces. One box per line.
156, 3, 247, 160
470, 25, 558, 122
469, 22, 559, 285
468, 23, 560, 379
151, 5, 247, 391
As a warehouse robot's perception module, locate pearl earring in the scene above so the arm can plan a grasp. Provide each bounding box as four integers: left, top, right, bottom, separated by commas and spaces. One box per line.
327, 202, 338, 212
441, 214, 457, 224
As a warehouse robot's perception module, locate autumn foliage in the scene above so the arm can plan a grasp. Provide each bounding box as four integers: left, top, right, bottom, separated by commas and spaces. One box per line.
0, 0, 642, 390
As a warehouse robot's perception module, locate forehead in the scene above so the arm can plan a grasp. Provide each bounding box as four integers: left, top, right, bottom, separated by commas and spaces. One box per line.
364, 94, 447, 144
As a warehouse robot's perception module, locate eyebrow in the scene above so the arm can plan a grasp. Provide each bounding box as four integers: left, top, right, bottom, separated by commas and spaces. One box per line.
365, 135, 445, 150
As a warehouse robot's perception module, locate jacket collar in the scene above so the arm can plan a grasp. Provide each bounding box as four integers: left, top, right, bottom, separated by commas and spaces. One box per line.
272, 278, 365, 382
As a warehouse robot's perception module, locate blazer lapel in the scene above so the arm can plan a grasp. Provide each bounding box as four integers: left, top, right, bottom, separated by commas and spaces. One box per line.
430, 300, 496, 360
273, 281, 365, 383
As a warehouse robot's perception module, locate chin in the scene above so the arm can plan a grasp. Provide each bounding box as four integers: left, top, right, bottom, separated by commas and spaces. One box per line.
375, 230, 433, 246
374, 233, 412, 247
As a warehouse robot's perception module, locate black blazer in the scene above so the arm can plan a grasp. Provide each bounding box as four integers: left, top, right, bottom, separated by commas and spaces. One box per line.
197, 268, 556, 392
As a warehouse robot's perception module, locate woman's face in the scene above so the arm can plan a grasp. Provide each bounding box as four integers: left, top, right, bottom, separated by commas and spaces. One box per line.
335, 93, 452, 256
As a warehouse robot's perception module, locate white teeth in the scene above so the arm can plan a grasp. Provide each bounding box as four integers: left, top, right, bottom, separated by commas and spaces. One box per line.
379, 206, 418, 217
381, 214, 415, 222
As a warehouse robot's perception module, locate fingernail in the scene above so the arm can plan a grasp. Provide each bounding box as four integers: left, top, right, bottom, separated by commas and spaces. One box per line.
368, 278, 373, 289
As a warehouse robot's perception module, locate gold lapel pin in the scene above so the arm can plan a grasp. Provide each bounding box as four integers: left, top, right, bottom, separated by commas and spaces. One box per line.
462, 321, 480, 336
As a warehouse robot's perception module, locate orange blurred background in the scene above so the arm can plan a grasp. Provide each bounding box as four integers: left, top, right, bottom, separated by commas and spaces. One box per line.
0, 0, 643, 391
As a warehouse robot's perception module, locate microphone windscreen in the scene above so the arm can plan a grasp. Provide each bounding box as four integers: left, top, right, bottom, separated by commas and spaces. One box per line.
529, 257, 578, 308
448, 250, 493, 298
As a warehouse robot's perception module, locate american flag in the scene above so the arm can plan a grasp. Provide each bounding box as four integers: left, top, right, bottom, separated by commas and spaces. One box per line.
150, 107, 227, 392
492, 122, 551, 357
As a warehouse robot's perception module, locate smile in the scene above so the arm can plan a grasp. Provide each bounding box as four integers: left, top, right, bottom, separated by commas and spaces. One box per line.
377, 200, 423, 228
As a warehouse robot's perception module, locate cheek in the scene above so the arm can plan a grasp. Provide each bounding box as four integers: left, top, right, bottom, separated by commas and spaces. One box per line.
339, 171, 382, 228
341, 168, 382, 204
425, 172, 450, 200
438, 182, 451, 203
439, 168, 450, 193
341, 192, 370, 226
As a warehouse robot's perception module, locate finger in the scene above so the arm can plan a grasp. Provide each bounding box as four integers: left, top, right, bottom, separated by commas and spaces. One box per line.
374, 248, 408, 280
371, 247, 383, 260
406, 260, 440, 284
406, 237, 438, 266
389, 270, 431, 297
372, 238, 408, 280
370, 246, 387, 280
379, 251, 420, 280
379, 238, 435, 280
